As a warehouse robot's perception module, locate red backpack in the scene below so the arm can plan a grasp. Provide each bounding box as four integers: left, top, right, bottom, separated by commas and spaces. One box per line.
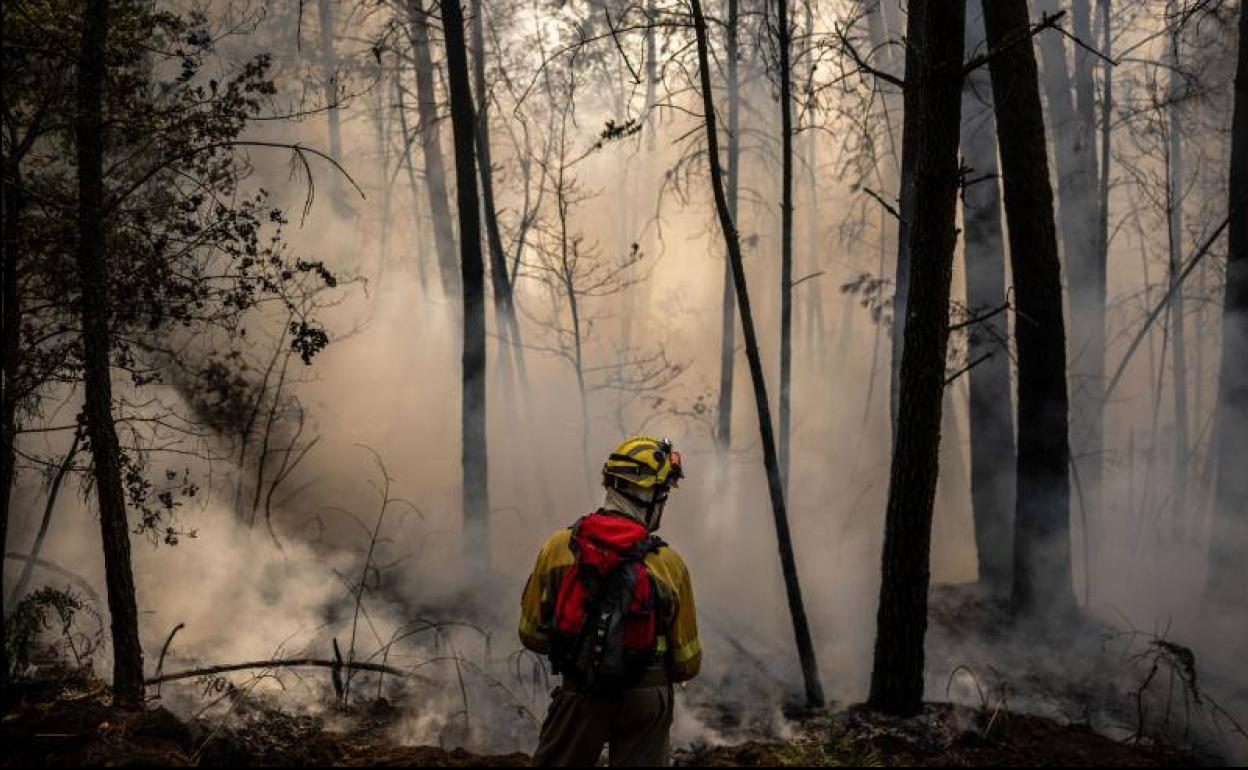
548, 511, 665, 691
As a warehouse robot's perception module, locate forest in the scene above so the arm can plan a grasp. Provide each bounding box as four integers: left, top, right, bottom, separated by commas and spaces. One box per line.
1, 0, 1246, 765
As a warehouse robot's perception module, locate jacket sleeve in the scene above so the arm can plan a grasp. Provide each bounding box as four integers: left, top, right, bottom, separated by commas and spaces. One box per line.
665, 552, 702, 682
519, 550, 551, 654
519, 530, 571, 654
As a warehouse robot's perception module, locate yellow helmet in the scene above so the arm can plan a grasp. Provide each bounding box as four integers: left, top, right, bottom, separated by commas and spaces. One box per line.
602, 436, 684, 490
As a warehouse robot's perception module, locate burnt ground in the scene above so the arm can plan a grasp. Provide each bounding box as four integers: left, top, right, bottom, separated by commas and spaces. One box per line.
2, 671, 1197, 767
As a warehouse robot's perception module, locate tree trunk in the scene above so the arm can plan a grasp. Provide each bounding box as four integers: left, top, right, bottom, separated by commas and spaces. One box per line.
981, 0, 1076, 617
876, 0, 911, 432
643, 0, 658, 147
889, 17, 921, 431
1096, 0, 1111, 391
867, 0, 965, 717
1207, 3, 1248, 605
959, 1, 1015, 597
778, 0, 795, 492
395, 72, 431, 294
317, 0, 344, 202
1165, 20, 1189, 533
407, 0, 462, 301
715, 0, 740, 460
1, 140, 21, 691
802, 0, 825, 360
441, 0, 490, 571
75, 0, 145, 705
470, 0, 526, 381
690, 0, 824, 707
1035, 0, 1103, 545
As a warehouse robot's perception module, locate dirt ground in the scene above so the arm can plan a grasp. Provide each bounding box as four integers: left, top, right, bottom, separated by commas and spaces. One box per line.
2, 671, 1197, 767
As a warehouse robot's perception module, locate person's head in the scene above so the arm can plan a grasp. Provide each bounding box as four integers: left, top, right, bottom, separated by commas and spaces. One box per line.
601, 436, 684, 531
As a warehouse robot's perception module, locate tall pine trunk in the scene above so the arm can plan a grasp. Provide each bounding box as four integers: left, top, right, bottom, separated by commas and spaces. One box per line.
395, 73, 431, 293
1, 134, 20, 690
715, 0, 740, 460
1165, 19, 1189, 533
778, 0, 795, 490
470, 0, 526, 380
317, 0, 344, 203
960, 2, 1015, 596
1035, 0, 1103, 546
690, 0, 824, 706
889, 15, 921, 431
867, 0, 966, 717
1207, 3, 1248, 606
75, 0, 145, 705
407, 0, 461, 301
981, 0, 1076, 618
441, 0, 490, 571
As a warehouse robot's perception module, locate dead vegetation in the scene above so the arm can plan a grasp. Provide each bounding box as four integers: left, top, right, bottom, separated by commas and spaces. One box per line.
1, 668, 1200, 767
675, 704, 1193, 766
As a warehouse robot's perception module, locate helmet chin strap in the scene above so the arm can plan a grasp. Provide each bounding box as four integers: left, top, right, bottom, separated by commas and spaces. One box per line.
645, 500, 666, 532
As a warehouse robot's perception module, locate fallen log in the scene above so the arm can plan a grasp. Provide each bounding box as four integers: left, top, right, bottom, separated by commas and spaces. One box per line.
145, 658, 418, 686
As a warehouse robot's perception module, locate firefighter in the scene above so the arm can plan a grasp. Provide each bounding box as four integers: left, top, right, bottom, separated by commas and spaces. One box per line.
519, 436, 701, 767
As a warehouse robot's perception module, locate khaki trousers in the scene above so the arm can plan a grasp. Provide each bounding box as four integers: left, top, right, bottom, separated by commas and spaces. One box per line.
531, 683, 674, 767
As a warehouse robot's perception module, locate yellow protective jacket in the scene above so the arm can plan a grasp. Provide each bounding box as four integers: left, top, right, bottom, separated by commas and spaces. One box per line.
519, 524, 702, 683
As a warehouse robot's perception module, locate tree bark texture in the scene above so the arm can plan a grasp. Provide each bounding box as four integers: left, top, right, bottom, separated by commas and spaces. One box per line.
75, 0, 146, 705
889, 8, 922, 433
981, 0, 1076, 617
441, 0, 490, 570
1035, 0, 1104, 541
1, 129, 20, 692
407, 0, 462, 301
960, 1, 1016, 597
867, 0, 966, 717
778, 0, 795, 492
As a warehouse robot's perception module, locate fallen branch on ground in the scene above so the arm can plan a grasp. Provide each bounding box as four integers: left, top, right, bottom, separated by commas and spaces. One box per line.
145, 658, 419, 686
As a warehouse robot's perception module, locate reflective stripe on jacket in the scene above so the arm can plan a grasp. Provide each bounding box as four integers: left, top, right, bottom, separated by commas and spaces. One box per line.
519, 525, 702, 682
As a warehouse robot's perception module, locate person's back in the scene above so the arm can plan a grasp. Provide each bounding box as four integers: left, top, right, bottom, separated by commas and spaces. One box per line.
519, 437, 700, 767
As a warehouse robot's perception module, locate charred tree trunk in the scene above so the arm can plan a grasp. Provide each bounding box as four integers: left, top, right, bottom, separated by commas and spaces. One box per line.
960, 2, 1015, 597
889, 17, 921, 431
75, 0, 145, 705
1207, 3, 1248, 605
867, 0, 966, 717
470, 0, 526, 380
715, 0, 740, 461
1, 141, 20, 691
981, 0, 1076, 618
1035, 0, 1103, 541
407, 0, 461, 301
441, 0, 490, 570
690, 0, 824, 707
778, 0, 795, 491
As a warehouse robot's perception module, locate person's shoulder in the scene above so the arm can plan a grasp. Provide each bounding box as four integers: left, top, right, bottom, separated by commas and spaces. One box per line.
536, 527, 574, 567
646, 540, 691, 584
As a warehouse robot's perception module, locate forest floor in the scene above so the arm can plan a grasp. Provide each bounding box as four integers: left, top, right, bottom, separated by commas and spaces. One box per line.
2, 670, 1197, 767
